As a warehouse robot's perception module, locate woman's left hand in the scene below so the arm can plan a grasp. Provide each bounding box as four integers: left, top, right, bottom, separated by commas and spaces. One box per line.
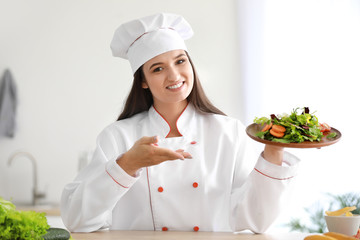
263, 144, 284, 166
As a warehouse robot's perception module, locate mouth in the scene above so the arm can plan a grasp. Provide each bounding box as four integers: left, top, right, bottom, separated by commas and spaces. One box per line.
166, 81, 184, 90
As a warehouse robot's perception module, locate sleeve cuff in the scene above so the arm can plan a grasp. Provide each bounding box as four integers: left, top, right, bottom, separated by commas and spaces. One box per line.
105, 158, 142, 188
254, 151, 300, 180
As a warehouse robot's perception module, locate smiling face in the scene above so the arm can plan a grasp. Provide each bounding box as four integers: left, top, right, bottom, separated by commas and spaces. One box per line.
142, 49, 194, 110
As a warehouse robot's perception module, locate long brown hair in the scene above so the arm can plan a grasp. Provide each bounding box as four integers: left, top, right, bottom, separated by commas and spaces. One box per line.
117, 52, 225, 121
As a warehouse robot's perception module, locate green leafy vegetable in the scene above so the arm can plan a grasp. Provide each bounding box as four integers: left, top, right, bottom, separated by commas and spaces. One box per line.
326, 132, 337, 139
254, 107, 324, 143
0, 197, 49, 240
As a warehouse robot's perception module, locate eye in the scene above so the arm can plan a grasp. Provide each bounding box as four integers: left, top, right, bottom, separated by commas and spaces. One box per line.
153, 67, 163, 73
176, 59, 186, 64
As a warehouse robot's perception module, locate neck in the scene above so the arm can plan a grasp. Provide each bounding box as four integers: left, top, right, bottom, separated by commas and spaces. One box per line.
154, 100, 188, 137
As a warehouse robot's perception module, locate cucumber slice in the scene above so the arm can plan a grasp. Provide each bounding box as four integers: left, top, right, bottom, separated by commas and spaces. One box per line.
42, 227, 70, 240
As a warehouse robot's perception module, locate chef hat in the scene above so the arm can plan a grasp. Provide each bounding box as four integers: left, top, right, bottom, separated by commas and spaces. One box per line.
110, 13, 194, 74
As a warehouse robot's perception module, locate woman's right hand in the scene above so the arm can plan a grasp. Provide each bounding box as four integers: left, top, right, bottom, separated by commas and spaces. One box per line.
116, 136, 192, 176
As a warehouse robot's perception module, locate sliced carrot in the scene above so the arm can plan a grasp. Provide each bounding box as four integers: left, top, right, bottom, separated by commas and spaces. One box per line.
261, 123, 273, 132
270, 129, 285, 138
272, 125, 286, 133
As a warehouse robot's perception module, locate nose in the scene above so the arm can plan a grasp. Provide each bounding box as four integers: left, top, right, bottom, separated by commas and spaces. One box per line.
167, 66, 180, 81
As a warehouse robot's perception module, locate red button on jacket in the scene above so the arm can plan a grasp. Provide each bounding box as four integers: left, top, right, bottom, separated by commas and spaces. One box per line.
158, 187, 163, 192
192, 182, 198, 188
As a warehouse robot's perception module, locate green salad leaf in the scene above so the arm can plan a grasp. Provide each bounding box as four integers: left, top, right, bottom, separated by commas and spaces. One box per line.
326, 132, 337, 139
0, 197, 50, 240
254, 107, 324, 143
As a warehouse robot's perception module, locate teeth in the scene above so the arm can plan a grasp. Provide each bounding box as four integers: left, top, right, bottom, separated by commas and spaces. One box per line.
167, 82, 184, 89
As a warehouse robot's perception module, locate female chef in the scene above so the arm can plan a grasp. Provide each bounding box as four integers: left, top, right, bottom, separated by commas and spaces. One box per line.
60, 13, 300, 233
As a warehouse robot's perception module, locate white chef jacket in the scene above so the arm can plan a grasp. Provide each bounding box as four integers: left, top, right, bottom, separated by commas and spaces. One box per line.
60, 103, 299, 233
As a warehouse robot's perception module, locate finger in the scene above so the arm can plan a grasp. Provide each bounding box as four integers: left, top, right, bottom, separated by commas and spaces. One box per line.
182, 152, 193, 159
139, 136, 159, 145
155, 147, 185, 160
175, 149, 192, 159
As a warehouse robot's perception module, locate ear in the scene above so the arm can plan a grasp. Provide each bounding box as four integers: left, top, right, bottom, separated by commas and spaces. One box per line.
142, 81, 149, 89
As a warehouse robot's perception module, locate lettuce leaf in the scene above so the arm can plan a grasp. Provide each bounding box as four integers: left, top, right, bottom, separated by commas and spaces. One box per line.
0, 197, 50, 240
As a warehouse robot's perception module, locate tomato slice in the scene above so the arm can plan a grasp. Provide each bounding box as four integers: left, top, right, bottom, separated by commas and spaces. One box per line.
320, 123, 331, 132
353, 228, 360, 238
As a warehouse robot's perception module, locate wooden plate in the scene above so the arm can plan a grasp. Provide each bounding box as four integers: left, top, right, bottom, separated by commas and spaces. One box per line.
246, 123, 342, 148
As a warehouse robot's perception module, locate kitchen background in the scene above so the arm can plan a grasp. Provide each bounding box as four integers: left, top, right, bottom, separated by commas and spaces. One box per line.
0, 0, 359, 232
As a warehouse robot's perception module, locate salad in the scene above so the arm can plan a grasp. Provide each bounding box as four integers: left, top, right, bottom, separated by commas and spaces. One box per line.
253, 107, 334, 143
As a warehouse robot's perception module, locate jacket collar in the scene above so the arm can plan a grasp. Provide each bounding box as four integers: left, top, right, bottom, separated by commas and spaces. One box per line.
148, 103, 196, 138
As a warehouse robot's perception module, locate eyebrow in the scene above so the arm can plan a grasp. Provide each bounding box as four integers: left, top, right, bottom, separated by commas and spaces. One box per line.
148, 53, 186, 71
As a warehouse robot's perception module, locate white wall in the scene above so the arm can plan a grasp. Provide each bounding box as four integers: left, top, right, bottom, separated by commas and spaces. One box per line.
238, 0, 360, 232
0, 0, 242, 204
